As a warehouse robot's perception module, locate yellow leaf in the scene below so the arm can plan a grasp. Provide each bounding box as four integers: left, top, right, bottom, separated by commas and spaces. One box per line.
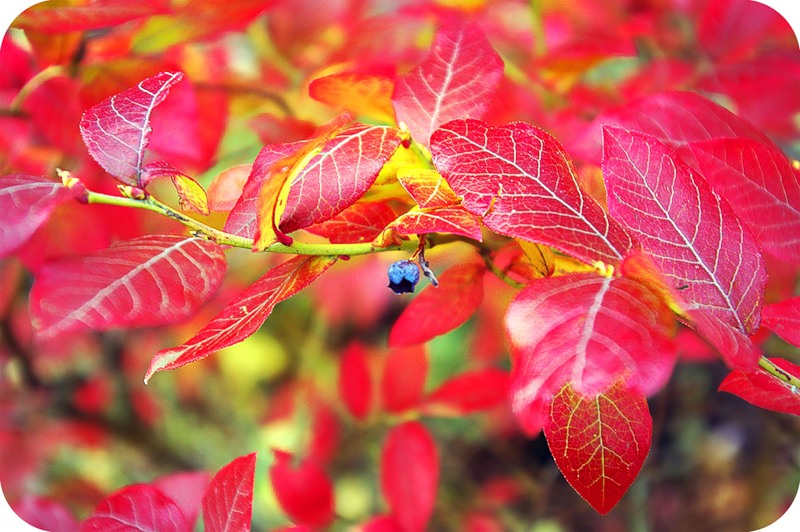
171, 173, 210, 216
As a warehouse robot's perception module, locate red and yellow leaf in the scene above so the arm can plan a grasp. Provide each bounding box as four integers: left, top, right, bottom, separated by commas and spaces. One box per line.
309, 71, 396, 124
30, 235, 227, 341
389, 263, 485, 347
80, 71, 184, 185
387, 205, 483, 242
431, 119, 636, 265
202, 453, 256, 532
141, 161, 209, 215
252, 119, 404, 249
393, 22, 504, 145
0, 174, 81, 257
396, 167, 461, 209
505, 273, 675, 435
144, 255, 336, 382
719, 358, 800, 416
304, 201, 398, 244
380, 422, 439, 532
602, 127, 767, 336
544, 382, 652, 515
206, 163, 251, 212
690, 137, 800, 262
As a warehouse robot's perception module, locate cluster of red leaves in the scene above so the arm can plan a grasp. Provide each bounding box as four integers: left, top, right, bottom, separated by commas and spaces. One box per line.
2, 0, 800, 528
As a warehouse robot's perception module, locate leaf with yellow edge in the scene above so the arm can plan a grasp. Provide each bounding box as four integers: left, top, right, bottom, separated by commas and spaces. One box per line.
253, 115, 353, 249
544, 381, 652, 515
309, 72, 396, 124
141, 161, 209, 215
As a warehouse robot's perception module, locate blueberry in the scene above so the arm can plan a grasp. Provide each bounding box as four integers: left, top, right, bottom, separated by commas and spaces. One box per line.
387, 260, 420, 294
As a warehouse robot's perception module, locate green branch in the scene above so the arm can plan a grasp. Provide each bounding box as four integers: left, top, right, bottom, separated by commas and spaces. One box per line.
85, 190, 417, 257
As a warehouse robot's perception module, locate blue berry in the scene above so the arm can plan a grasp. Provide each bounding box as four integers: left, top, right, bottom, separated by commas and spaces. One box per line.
387, 260, 420, 294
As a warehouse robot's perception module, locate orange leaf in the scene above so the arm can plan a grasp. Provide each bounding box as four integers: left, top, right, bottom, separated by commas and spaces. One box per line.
544, 382, 652, 515
309, 72, 396, 124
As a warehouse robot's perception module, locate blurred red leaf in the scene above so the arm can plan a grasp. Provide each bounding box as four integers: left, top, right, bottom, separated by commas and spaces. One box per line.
145, 255, 336, 382
719, 358, 800, 416
305, 201, 398, 244
338, 342, 373, 421
13, 1, 172, 33
270, 450, 334, 528
154, 472, 211, 529
544, 382, 652, 515
579, 91, 771, 165
202, 452, 255, 532
393, 22, 504, 146
697, 0, 790, 61
12, 495, 79, 532
30, 235, 226, 341
602, 127, 766, 338
506, 273, 675, 435
689, 138, 800, 263
761, 296, 800, 347
309, 72, 396, 124
380, 421, 439, 532
80, 484, 188, 532
431, 119, 635, 265
421, 368, 510, 416
389, 263, 485, 347
207, 164, 251, 212
80, 71, 184, 185
0, 174, 81, 257
380, 346, 428, 414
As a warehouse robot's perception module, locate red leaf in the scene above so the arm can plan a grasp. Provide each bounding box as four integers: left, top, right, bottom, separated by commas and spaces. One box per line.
602, 127, 767, 336
544, 382, 652, 515
719, 358, 800, 416
761, 297, 800, 347
389, 263, 485, 347
12, 495, 79, 532
80, 484, 188, 532
202, 452, 256, 532
304, 201, 398, 244
0, 174, 80, 257
421, 368, 510, 416
393, 22, 503, 146
431, 119, 635, 265
338, 342, 373, 420
270, 450, 335, 528
13, 1, 172, 33
30, 235, 226, 341
154, 472, 211, 529
505, 273, 676, 435
80, 71, 184, 185
380, 345, 429, 414
689, 138, 800, 262
380, 421, 439, 532
145, 255, 335, 382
